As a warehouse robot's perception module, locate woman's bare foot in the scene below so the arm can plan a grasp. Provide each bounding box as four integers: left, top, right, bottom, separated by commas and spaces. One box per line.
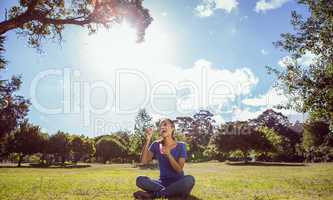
133, 190, 154, 200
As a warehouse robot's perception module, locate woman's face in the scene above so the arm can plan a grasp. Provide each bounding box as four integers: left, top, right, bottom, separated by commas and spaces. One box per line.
159, 120, 174, 138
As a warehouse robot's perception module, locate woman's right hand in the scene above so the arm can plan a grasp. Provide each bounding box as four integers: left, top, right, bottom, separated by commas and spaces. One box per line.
145, 127, 153, 140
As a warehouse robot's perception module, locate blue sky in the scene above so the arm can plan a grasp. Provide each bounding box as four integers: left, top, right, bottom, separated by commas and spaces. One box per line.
0, 0, 310, 136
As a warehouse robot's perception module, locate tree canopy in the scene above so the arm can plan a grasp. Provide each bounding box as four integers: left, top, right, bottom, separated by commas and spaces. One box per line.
0, 0, 153, 49
95, 135, 126, 163
6, 121, 44, 166
0, 36, 30, 140
212, 121, 274, 162
47, 131, 71, 164
268, 0, 333, 128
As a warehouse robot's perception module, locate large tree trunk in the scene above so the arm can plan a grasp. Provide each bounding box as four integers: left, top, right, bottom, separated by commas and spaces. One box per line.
18, 154, 24, 167
242, 151, 249, 163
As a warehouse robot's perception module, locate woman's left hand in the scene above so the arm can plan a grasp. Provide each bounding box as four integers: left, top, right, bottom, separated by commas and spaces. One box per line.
161, 146, 171, 155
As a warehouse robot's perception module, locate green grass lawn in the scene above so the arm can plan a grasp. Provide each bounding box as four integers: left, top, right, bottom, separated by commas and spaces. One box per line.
0, 162, 332, 200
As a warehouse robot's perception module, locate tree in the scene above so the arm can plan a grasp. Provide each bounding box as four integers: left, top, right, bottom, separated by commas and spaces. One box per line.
133, 108, 153, 153
212, 121, 273, 162
39, 132, 50, 165
70, 135, 95, 163
70, 135, 85, 163
81, 137, 95, 162
95, 136, 126, 163
0, 36, 30, 141
192, 110, 215, 144
111, 131, 137, 161
0, 0, 153, 50
6, 121, 44, 167
112, 131, 131, 147
257, 126, 284, 161
176, 116, 194, 137
302, 120, 333, 162
251, 109, 302, 161
252, 109, 302, 144
303, 120, 330, 150
176, 110, 215, 160
267, 0, 333, 128
48, 131, 71, 164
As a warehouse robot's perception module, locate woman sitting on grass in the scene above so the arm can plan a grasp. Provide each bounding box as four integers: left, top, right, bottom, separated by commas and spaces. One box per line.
134, 118, 195, 199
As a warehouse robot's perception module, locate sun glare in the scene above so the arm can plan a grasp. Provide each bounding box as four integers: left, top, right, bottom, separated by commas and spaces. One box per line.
79, 23, 175, 73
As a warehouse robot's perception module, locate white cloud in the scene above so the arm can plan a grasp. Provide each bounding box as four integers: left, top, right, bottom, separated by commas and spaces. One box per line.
255, 0, 290, 13
242, 87, 288, 107
196, 0, 239, 17
232, 107, 262, 121
238, 87, 305, 122
298, 51, 317, 66
278, 51, 317, 68
196, 3, 214, 17
278, 56, 293, 68
215, 0, 239, 12
35, 21, 260, 135
231, 107, 304, 122
212, 114, 225, 124
144, 59, 259, 114
77, 55, 259, 133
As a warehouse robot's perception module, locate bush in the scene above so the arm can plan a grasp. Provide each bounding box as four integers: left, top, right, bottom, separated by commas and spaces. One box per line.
28, 154, 41, 163
95, 136, 126, 163
305, 146, 333, 162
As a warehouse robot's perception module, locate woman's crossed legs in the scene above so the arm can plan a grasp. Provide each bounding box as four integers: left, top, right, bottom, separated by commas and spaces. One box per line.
135, 175, 195, 199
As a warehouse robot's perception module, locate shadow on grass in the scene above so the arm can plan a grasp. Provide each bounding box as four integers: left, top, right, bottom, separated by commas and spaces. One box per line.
226, 161, 306, 167
0, 163, 91, 168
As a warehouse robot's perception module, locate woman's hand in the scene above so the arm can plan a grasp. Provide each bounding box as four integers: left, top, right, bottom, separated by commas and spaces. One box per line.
162, 143, 185, 174
145, 127, 153, 141
161, 143, 177, 155
161, 146, 171, 155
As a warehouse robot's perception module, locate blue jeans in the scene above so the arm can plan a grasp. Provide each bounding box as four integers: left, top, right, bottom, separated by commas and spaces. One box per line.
136, 175, 195, 198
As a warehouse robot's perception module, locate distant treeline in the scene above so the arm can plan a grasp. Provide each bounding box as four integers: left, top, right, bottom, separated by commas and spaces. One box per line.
0, 109, 332, 167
